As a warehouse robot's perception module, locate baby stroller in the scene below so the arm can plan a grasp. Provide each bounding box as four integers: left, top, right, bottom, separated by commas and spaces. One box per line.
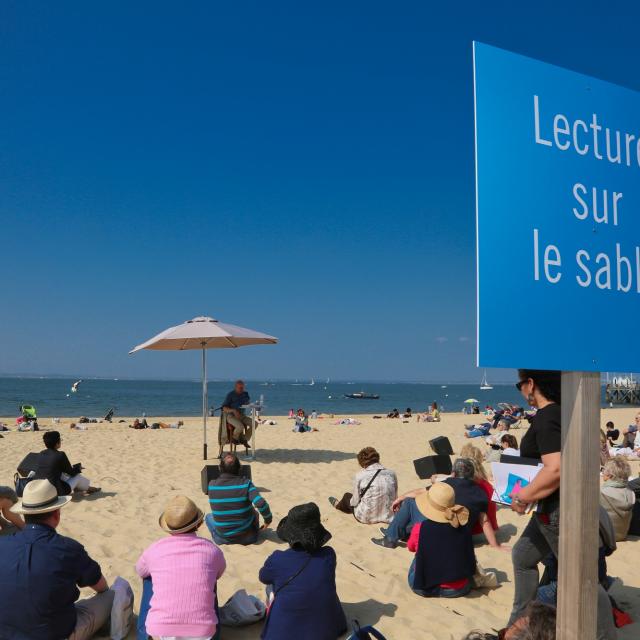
18, 404, 39, 431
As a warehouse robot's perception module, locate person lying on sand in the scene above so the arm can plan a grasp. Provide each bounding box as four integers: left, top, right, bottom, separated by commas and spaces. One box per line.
129, 418, 149, 429
157, 421, 184, 429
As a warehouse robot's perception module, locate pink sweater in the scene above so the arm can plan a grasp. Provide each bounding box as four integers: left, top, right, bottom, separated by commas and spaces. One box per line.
136, 533, 226, 638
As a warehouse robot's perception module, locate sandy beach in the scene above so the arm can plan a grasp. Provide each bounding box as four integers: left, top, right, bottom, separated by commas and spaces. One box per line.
1, 409, 639, 639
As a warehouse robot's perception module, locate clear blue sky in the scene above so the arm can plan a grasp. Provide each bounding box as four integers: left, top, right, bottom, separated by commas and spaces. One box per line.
1, 1, 638, 382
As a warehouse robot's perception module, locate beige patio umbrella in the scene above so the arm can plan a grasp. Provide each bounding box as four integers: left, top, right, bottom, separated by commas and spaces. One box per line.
130, 316, 278, 459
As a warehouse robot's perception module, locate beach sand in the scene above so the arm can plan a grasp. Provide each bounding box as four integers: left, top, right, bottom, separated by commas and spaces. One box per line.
1, 409, 639, 639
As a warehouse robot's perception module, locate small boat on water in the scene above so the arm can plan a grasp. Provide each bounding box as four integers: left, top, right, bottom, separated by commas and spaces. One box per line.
344, 392, 380, 400
480, 369, 493, 390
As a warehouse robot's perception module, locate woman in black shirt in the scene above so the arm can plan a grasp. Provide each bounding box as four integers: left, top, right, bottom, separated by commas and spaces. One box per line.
507, 369, 561, 627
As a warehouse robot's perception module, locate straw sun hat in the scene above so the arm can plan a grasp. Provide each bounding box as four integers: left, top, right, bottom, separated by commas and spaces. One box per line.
13, 479, 72, 515
159, 495, 204, 534
415, 482, 469, 528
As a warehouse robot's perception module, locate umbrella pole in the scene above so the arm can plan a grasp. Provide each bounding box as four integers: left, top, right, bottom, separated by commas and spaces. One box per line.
202, 345, 207, 460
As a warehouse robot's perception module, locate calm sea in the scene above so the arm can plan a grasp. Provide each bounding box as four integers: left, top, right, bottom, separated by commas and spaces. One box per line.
0, 377, 543, 418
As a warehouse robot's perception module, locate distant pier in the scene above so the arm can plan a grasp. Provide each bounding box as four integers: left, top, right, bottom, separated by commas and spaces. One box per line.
605, 377, 640, 404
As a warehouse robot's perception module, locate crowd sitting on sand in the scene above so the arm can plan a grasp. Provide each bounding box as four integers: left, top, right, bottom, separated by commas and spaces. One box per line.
0, 371, 638, 640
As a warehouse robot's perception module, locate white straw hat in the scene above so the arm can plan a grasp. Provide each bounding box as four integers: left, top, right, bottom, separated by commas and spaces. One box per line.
12, 480, 72, 514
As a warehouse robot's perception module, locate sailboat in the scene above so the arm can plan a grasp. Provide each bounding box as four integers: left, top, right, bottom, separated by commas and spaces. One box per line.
480, 370, 493, 390
309, 378, 315, 386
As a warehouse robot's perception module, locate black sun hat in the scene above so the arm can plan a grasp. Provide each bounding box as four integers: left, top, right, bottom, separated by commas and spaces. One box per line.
276, 502, 332, 552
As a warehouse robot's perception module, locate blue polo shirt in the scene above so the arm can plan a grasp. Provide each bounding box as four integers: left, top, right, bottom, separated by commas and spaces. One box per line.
0, 524, 102, 640
223, 389, 250, 414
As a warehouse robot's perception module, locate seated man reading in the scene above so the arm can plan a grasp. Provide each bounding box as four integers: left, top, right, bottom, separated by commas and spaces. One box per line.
35, 431, 100, 496
222, 379, 253, 449
206, 453, 272, 545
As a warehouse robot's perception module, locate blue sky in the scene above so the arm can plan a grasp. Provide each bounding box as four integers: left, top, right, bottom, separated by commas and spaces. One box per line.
1, 1, 638, 382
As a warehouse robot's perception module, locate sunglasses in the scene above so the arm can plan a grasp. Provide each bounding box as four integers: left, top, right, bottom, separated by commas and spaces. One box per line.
516, 379, 529, 391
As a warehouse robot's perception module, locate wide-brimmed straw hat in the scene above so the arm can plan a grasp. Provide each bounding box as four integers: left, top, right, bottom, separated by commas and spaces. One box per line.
415, 482, 469, 528
12, 479, 72, 515
277, 502, 332, 552
159, 495, 204, 534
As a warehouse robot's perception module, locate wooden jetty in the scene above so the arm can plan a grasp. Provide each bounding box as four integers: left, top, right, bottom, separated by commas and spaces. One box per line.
605, 376, 640, 404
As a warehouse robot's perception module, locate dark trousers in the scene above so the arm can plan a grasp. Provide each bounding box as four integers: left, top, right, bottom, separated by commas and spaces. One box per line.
508, 510, 560, 626
509, 511, 616, 640
408, 559, 471, 598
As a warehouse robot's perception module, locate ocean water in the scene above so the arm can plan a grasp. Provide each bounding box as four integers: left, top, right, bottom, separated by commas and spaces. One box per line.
0, 377, 534, 418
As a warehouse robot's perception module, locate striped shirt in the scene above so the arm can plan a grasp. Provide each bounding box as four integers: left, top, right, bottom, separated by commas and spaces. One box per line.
208, 473, 272, 542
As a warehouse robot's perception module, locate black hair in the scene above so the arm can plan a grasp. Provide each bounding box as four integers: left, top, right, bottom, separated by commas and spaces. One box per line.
220, 452, 241, 475
606, 421, 614, 428
43, 431, 61, 449
517, 369, 561, 404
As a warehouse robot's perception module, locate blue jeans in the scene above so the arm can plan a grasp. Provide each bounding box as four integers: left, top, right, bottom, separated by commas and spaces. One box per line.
536, 580, 557, 605
385, 498, 426, 543
137, 577, 221, 640
137, 577, 153, 640
407, 560, 471, 598
465, 425, 490, 438
205, 512, 259, 546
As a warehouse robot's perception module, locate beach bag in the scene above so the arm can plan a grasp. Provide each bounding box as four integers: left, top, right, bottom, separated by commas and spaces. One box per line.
110, 576, 134, 640
347, 620, 387, 640
219, 589, 266, 627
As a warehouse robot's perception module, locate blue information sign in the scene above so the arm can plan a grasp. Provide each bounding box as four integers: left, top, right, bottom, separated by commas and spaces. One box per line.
474, 42, 640, 371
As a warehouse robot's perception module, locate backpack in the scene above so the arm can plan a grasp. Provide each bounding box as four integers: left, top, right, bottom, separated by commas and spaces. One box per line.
14, 473, 32, 498
347, 620, 388, 640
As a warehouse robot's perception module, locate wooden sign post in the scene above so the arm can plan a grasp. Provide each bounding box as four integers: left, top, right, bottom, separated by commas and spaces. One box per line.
557, 371, 601, 639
